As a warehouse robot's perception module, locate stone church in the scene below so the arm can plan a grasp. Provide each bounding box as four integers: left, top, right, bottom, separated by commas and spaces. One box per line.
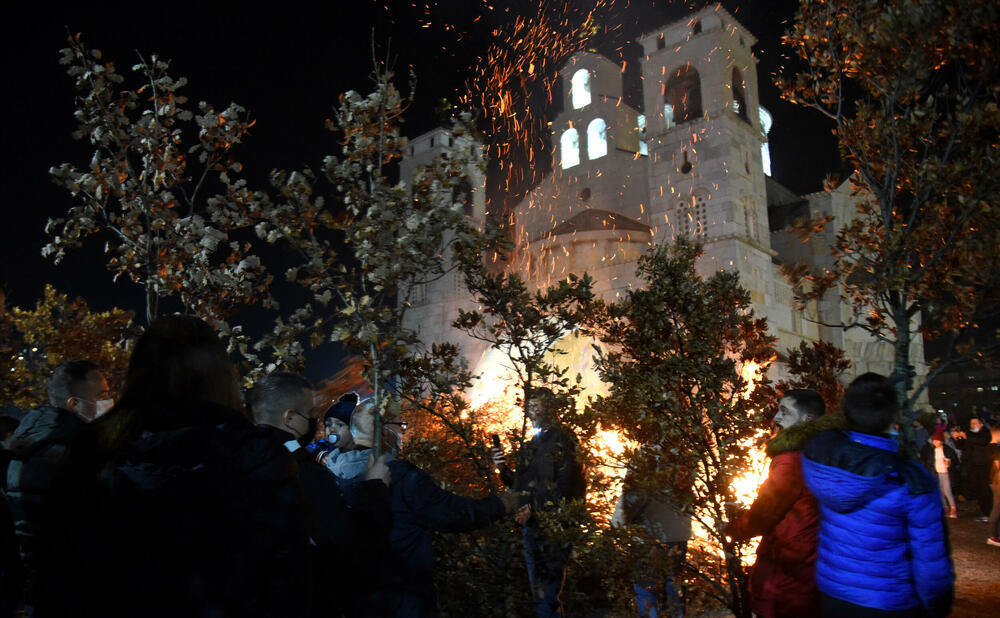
400, 6, 925, 387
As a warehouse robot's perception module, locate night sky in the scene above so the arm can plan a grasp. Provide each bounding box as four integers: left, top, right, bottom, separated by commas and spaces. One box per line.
1, 0, 837, 378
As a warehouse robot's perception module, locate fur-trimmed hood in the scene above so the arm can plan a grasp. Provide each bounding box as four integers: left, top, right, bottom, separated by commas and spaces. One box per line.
766, 414, 845, 457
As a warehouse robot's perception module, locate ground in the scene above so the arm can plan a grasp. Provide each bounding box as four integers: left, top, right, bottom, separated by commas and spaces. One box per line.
950, 498, 1000, 617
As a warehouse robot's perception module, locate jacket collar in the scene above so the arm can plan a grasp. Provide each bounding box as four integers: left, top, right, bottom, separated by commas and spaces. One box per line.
766, 414, 845, 456
846, 430, 899, 453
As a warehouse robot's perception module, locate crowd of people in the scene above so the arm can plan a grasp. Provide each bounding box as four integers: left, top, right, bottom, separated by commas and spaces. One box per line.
0, 314, 583, 617
0, 313, 995, 617
725, 377, 1000, 618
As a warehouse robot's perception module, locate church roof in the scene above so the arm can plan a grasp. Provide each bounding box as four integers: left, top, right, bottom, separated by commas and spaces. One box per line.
549, 209, 651, 236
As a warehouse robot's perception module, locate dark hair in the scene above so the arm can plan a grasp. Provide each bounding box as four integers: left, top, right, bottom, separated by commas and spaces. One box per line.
250, 372, 314, 425
47, 360, 100, 408
0, 414, 20, 441
783, 389, 825, 418
843, 372, 898, 435
120, 314, 237, 410
527, 386, 558, 410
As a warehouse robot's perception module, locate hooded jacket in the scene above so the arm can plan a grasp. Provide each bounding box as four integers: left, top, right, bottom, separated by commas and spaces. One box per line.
725, 414, 841, 618
802, 429, 954, 616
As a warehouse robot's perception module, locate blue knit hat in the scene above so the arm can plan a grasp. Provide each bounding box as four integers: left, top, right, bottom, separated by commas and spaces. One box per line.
324, 392, 359, 424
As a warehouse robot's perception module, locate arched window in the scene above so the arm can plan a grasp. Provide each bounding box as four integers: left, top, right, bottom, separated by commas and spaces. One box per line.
731, 68, 748, 122
636, 114, 648, 156
571, 69, 591, 110
692, 20, 702, 35
587, 118, 607, 160
561, 128, 580, 169
664, 64, 702, 126
759, 106, 773, 176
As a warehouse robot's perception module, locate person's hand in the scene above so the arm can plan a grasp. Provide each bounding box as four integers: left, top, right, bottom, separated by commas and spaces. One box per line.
490, 447, 506, 468
365, 452, 391, 488
499, 491, 519, 513
724, 501, 743, 522
514, 504, 532, 525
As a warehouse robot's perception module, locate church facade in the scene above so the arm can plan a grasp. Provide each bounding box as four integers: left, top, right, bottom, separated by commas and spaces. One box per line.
401, 6, 925, 386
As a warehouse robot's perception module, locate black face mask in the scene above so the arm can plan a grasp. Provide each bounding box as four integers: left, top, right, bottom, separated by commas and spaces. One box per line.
298, 417, 319, 447
287, 412, 319, 448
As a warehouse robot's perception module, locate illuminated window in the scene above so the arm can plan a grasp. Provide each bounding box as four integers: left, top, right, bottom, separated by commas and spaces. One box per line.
664, 64, 702, 126
587, 118, 607, 160
759, 106, 773, 176
571, 69, 591, 110
731, 68, 749, 123
637, 114, 647, 156
561, 128, 580, 168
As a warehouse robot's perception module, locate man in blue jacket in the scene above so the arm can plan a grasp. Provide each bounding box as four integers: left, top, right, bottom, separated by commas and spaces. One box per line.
802, 373, 954, 617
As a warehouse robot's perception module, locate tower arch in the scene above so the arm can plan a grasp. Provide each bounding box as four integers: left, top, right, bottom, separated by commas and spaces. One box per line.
664, 64, 703, 127
587, 118, 608, 160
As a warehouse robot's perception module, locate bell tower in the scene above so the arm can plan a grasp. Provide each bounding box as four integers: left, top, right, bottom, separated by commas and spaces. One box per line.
639, 6, 776, 307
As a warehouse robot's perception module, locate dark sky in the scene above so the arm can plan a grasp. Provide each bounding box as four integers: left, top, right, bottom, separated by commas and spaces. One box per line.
1, 0, 837, 378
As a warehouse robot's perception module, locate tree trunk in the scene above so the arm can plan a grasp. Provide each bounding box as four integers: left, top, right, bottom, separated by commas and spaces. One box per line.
892, 301, 917, 458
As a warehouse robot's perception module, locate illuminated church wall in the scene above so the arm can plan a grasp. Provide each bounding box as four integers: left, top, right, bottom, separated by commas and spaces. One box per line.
401, 6, 921, 387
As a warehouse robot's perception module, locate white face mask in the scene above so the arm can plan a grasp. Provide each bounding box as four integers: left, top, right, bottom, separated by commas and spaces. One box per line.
95, 399, 115, 417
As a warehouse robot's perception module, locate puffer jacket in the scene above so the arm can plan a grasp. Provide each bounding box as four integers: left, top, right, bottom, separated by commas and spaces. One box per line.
802, 430, 954, 616
324, 447, 369, 484
726, 415, 842, 618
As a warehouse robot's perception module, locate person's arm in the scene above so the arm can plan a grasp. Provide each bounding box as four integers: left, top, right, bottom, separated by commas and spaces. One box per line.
725, 452, 801, 541
399, 464, 506, 533
906, 480, 954, 617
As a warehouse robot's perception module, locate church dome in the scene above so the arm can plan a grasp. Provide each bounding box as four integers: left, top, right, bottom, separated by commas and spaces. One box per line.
549, 208, 651, 237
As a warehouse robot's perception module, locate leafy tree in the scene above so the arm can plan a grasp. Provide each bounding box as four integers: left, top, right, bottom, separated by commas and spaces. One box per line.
778, 0, 1000, 424
392, 263, 600, 616
453, 261, 596, 450
47, 35, 273, 330
270, 53, 488, 454
586, 240, 777, 617
1, 285, 133, 409
775, 340, 851, 414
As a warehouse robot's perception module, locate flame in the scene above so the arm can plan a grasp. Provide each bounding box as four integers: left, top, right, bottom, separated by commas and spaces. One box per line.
687, 360, 770, 567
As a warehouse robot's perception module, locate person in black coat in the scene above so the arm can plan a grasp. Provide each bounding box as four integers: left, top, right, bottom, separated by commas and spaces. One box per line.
250, 372, 393, 618
498, 387, 585, 618
6, 360, 108, 617
954, 417, 994, 520
88, 315, 311, 618
339, 399, 516, 617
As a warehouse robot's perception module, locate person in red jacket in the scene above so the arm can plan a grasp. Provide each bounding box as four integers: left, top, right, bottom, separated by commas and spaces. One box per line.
725, 389, 839, 618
